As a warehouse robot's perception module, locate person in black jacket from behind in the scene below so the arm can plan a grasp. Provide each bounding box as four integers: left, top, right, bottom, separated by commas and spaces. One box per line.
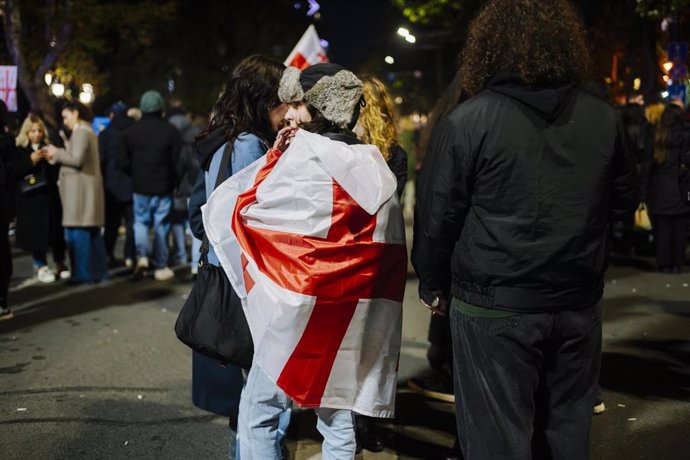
119, 91, 182, 281
641, 104, 690, 273
100, 102, 135, 267
412, 1, 638, 459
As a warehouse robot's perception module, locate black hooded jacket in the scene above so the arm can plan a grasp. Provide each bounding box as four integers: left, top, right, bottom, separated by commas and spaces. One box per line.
99, 112, 134, 202
412, 81, 639, 313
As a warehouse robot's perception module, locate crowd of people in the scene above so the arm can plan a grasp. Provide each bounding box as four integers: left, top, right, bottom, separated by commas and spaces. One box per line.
0, 0, 689, 459
0, 92, 205, 321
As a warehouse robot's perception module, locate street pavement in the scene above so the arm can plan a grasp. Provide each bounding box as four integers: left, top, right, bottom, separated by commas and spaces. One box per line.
1, 231, 689, 459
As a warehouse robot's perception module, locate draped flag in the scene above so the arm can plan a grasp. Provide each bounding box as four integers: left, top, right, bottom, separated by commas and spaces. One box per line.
203, 130, 407, 417
284, 25, 329, 70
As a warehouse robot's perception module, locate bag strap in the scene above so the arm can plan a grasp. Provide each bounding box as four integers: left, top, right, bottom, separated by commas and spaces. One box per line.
199, 142, 233, 259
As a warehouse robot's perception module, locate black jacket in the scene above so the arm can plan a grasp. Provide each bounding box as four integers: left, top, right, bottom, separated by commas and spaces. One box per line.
641, 124, 690, 215
100, 113, 134, 202
14, 144, 63, 252
118, 113, 182, 196
388, 144, 408, 199
412, 82, 638, 313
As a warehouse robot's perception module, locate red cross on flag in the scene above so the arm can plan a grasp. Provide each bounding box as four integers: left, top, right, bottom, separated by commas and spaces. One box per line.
203, 130, 407, 417
284, 25, 329, 70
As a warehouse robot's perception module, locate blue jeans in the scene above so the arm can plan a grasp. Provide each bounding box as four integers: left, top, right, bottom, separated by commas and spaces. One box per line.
191, 236, 202, 270
64, 227, 108, 283
238, 365, 354, 460
171, 219, 189, 265
133, 193, 172, 269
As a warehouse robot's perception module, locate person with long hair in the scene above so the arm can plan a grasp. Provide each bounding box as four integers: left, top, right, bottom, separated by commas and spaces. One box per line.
15, 114, 68, 283
641, 104, 690, 273
45, 102, 108, 285
187, 54, 289, 460
412, 1, 638, 458
355, 76, 408, 198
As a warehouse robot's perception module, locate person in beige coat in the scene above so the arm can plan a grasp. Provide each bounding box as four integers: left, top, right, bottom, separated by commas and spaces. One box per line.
45, 102, 108, 284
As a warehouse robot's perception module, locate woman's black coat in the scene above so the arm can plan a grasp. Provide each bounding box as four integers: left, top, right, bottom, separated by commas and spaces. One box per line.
14, 144, 64, 252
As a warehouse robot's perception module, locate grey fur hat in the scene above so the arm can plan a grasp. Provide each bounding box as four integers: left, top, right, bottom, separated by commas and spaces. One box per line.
278, 63, 363, 129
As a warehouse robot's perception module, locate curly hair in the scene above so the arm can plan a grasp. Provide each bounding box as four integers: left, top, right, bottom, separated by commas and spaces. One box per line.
357, 77, 398, 161
460, 0, 591, 95
16, 113, 48, 148
200, 55, 285, 144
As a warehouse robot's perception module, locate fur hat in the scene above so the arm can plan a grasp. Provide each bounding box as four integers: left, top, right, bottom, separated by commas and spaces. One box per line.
278, 63, 363, 129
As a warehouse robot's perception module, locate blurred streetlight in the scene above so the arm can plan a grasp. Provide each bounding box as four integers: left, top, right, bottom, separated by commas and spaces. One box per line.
44, 73, 52, 86
405, 34, 416, 44
395, 96, 403, 104
385, 56, 395, 64
50, 82, 65, 97
397, 27, 410, 37
79, 83, 95, 104
663, 61, 673, 72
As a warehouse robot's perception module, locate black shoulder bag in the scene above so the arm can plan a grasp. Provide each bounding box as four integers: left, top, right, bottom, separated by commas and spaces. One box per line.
680, 148, 690, 206
174, 144, 254, 369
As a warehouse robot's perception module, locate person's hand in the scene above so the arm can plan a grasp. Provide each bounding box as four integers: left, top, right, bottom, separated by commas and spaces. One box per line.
44, 144, 58, 163
272, 127, 297, 152
30, 148, 45, 165
420, 289, 448, 317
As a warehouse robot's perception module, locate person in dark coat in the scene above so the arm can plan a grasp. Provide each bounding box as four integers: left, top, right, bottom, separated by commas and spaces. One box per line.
100, 102, 135, 267
14, 114, 68, 283
641, 103, 690, 273
118, 91, 182, 281
412, 1, 638, 459
1, 101, 37, 320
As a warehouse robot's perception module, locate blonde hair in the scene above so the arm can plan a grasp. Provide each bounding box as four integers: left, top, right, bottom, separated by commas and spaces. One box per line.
16, 114, 48, 148
645, 103, 664, 127
359, 77, 397, 161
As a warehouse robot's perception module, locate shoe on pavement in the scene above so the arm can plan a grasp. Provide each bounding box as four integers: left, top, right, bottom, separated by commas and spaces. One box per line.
0, 307, 14, 321
154, 267, 175, 281
125, 258, 134, 268
407, 369, 455, 403
134, 257, 149, 279
36, 265, 56, 283
593, 400, 606, 415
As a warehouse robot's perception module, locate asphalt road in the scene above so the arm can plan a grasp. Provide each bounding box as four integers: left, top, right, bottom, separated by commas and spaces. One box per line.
1, 245, 689, 459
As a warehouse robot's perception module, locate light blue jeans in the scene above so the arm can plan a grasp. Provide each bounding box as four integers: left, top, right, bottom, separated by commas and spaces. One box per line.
238, 365, 355, 459
133, 193, 172, 269
64, 227, 108, 283
170, 218, 202, 270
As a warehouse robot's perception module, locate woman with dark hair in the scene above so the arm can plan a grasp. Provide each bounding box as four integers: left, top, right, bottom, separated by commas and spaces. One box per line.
187, 54, 289, 460
642, 104, 690, 273
412, 0, 638, 458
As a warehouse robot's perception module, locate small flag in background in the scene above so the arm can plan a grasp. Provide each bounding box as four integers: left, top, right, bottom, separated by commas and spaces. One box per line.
284, 25, 329, 70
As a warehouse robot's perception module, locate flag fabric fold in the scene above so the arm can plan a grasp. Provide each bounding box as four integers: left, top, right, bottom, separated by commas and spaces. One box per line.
202, 130, 407, 417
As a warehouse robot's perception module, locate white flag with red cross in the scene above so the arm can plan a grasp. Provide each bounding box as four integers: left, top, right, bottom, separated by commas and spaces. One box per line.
203, 129, 407, 418
284, 25, 329, 70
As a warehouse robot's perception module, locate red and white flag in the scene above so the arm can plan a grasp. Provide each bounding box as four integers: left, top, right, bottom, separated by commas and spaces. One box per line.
203, 130, 407, 417
284, 25, 329, 70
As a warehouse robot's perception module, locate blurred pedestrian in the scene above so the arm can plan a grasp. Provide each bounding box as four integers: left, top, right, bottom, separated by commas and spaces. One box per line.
127, 107, 142, 121
45, 102, 107, 285
169, 109, 202, 276
119, 90, 181, 281
641, 104, 690, 273
188, 55, 289, 460
99, 102, 135, 267
14, 114, 68, 283
413, 1, 638, 459
1, 100, 34, 320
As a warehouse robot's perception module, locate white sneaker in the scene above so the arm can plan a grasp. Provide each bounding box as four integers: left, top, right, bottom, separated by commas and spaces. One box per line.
190, 266, 198, 276
36, 266, 56, 283
125, 258, 134, 268
154, 267, 174, 281
59, 269, 71, 280
593, 401, 606, 415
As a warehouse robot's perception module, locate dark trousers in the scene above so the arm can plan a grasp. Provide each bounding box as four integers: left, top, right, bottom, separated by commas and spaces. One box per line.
652, 213, 689, 268
64, 227, 108, 283
0, 215, 11, 308
450, 301, 602, 460
103, 194, 134, 261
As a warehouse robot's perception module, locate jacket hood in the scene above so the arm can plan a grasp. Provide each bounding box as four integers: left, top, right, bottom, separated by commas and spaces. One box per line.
489, 77, 574, 121
194, 128, 226, 171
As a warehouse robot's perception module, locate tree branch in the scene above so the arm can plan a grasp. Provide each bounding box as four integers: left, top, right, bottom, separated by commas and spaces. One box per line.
35, 22, 73, 79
